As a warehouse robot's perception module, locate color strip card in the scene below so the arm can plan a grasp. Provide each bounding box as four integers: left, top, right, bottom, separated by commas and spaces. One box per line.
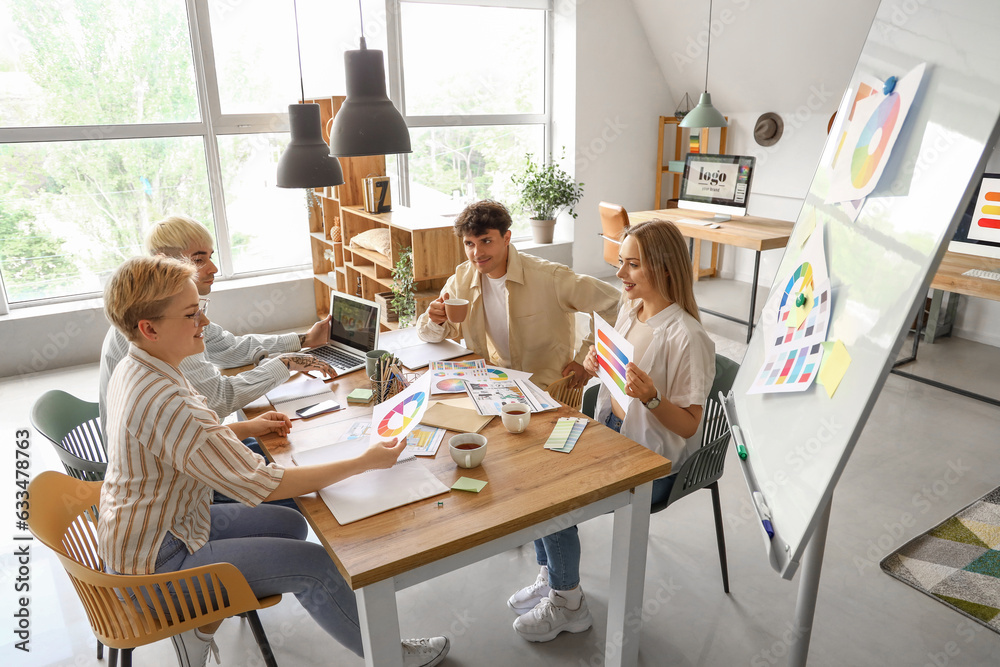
370, 373, 432, 442
544, 418, 587, 453
748, 343, 825, 395
594, 312, 634, 410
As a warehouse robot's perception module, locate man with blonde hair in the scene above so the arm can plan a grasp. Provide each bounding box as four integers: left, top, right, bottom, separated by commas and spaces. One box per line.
99, 215, 334, 435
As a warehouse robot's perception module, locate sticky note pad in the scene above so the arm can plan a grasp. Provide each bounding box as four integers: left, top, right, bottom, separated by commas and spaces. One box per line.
347, 388, 374, 403
818, 340, 851, 398
452, 477, 487, 493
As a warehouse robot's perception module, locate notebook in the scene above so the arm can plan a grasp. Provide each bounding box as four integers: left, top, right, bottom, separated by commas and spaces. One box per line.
293, 438, 449, 525
305, 292, 381, 374
264, 375, 333, 417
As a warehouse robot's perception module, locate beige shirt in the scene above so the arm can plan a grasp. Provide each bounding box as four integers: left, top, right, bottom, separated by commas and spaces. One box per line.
417, 246, 620, 388
98, 346, 284, 575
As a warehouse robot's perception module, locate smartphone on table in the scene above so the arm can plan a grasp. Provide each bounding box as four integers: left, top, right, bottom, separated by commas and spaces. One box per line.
295, 399, 342, 419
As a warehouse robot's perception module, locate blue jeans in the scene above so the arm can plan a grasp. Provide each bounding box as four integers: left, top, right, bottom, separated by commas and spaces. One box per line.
155, 503, 363, 656
533, 410, 676, 590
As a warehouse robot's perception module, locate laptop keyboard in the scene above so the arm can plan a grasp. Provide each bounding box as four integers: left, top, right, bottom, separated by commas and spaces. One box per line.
309, 346, 365, 370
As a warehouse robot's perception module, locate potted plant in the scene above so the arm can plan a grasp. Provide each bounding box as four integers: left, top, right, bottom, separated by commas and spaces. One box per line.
389, 246, 416, 328
511, 149, 584, 243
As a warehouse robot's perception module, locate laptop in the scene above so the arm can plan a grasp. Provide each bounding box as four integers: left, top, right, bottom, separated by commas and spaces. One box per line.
306, 292, 381, 374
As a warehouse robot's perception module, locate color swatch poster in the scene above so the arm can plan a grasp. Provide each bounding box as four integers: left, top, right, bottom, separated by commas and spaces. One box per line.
967, 176, 1000, 244
371, 373, 431, 442
429, 359, 487, 380
826, 63, 926, 204
594, 312, 634, 410
748, 343, 825, 395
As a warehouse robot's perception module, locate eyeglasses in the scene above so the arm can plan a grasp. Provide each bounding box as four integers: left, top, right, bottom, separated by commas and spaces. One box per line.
141, 298, 210, 327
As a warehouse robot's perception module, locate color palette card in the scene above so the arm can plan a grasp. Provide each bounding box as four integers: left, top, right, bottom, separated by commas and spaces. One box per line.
544, 417, 587, 453
594, 312, 634, 411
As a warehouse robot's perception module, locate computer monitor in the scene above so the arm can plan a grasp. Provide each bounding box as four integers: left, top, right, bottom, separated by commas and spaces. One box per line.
949, 172, 1000, 259
678, 154, 756, 221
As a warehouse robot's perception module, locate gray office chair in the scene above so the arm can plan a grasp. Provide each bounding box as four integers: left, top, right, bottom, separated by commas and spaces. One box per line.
584, 354, 740, 593
31, 389, 108, 481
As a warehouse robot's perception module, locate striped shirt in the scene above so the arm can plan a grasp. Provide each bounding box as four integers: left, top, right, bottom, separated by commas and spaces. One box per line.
97, 346, 284, 575
98, 322, 299, 431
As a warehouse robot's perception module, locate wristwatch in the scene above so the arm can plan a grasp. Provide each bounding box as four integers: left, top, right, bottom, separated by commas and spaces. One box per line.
643, 389, 661, 410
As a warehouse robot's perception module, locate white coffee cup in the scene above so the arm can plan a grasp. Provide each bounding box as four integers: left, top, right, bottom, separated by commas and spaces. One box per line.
501, 402, 531, 434
449, 433, 487, 468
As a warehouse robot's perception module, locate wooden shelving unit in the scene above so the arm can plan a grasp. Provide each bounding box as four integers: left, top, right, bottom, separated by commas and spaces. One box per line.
305, 96, 465, 330
654, 115, 728, 279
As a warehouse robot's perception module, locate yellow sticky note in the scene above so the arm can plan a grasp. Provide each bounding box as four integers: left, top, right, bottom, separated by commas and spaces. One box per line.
817, 340, 851, 398
799, 210, 817, 247
789, 289, 814, 328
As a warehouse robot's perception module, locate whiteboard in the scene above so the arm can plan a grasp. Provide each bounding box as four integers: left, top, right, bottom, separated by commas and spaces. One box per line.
724, 0, 1000, 580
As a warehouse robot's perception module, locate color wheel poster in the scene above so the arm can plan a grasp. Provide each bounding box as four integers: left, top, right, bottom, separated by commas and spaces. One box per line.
826, 63, 926, 204
967, 176, 1000, 244
750, 231, 830, 395
594, 312, 634, 410
371, 373, 431, 442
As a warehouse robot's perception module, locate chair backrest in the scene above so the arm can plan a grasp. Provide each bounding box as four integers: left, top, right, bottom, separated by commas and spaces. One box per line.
599, 202, 630, 267
546, 373, 584, 411
582, 384, 600, 419
27, 471, 266, 650
653, 354, 741, 511
31, 390, 108, 481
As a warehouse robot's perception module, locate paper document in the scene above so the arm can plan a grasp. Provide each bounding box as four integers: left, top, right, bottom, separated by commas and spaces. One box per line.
265, 376, 333, 417
293, 438, 449, 525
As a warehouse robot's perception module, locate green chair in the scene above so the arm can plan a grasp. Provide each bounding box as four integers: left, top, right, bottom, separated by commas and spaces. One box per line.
584, 355, 740, 593
31, 389, 108, 481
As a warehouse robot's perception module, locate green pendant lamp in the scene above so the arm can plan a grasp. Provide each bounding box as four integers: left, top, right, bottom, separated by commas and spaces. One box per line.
329, 0, 411, 157
680, 0, 728, 130
277, 0, 344, 189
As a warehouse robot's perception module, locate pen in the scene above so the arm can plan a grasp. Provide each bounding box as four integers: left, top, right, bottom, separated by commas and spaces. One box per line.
304, 371, 336, 383
732, 424, 748, 460
753, 491, 774, 539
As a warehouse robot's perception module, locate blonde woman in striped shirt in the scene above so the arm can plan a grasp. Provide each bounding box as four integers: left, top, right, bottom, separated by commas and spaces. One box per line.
98, 256, 450, 667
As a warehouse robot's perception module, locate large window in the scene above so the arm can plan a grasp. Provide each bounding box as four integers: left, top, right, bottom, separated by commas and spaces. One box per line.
389, 0, 551, 235
0, 0, 550, 310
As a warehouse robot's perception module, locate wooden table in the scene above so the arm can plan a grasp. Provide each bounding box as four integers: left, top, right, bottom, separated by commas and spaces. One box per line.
893, 251, 1000, 406
250, 367, 672, 667
628, 208, 794, 343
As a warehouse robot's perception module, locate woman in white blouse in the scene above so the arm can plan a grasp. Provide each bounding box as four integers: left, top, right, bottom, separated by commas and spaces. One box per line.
508, 220, 715, 644
99, 255, 449, 667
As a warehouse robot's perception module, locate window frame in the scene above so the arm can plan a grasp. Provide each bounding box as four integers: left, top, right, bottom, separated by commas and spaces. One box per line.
385, 0, 553, 233
0, 0, 293, 312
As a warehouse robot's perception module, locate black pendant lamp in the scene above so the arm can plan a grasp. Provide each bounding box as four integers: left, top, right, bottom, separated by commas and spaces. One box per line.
276, 0, 344, 189
328, 1, 411, 157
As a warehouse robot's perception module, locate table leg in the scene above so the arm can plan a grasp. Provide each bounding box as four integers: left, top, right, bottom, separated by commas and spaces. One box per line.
605, 482, 653, 667
747, 250, 762, 344
924, 289, 944, 344
357, 579, 402, 667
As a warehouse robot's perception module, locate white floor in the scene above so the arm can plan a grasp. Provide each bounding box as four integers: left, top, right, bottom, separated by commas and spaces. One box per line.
3, 277, 1000, 666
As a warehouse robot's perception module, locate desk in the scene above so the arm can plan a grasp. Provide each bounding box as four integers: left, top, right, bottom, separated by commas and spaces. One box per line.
251, 367, 671, 667
628, 209, 794, 343
893, 251, 1000, 406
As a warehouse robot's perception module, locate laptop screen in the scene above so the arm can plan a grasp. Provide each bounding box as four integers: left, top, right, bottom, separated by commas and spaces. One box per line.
329, 294, 379, 354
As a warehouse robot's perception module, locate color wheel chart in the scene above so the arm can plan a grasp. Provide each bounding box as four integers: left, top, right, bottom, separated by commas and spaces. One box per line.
486, 368, 509, 381
433, 377, 467, 393
850, 91, 900, 189
593, 312, 634, 409
749, 343, 824, 395
969, 177, 1000, 243
371, 374, 431, 442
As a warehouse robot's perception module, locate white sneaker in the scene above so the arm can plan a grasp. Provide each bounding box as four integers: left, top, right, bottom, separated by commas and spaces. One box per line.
401, 636, 450, 667
507, 567, 551, 614
171, 628, 220, 667
513, 589, 593, 643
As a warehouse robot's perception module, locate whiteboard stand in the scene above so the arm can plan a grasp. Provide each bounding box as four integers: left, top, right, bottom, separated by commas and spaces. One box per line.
788, 500, 831, 667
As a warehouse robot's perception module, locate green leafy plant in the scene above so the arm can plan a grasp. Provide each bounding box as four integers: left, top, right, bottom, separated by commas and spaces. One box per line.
390, 246, 416, 328
511, 149, 584, 220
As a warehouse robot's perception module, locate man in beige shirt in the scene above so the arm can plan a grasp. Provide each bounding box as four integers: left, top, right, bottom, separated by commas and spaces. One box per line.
417, 200, 619, 389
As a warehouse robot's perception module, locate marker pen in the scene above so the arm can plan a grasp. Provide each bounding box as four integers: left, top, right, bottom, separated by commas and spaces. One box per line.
732, 424, 748, 460
753, 491, 775, 539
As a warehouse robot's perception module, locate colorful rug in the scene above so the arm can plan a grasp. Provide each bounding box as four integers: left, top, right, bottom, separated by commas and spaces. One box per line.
881, 486, 1000, 634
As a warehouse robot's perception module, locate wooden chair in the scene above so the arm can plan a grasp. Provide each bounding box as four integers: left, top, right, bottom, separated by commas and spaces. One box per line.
27, 471, 282, 667
31, 390, 108, 481
546, 372, 585, 411
598, 202, 630, 267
